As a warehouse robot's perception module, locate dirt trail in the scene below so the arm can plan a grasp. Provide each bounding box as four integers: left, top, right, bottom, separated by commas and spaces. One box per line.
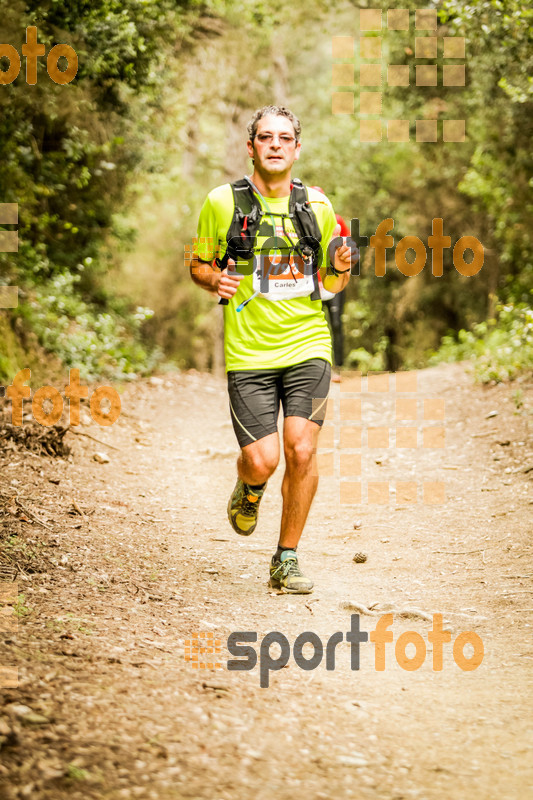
0, 363, 532, 800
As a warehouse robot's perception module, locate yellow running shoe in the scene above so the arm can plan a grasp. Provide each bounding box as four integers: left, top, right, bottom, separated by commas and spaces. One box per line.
227, 478, 266, 536
269, 550, 314, 594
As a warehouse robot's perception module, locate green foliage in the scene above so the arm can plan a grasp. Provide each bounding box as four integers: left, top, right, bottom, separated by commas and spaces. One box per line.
0, 0, 217, 378
297, 0, 533, 375
17, 271, 157, 380
1, 0, 532, 380
343, 299, 386, 372
13, 593, 31, 618
346, 345, 386, 373
441, 0, 533, 303
66, 764, 91, 782
431, 303, 533, 383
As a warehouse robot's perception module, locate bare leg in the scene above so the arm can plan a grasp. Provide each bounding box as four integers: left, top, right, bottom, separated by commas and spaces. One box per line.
237, 432, 280, 486
278, 416, 321, 549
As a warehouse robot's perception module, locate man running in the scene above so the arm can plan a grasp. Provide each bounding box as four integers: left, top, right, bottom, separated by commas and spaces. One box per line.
190, 105, 356, 594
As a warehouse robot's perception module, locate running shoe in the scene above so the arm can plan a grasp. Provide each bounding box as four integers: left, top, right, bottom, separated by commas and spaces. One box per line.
269, 550, 314, 594
227, 478, 266, 536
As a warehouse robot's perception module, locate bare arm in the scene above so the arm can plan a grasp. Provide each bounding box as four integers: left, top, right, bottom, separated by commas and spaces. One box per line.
320, 224, 358, 294
322, 269, 350, 294
190, 257, 221, 296
190, 257, 244, 299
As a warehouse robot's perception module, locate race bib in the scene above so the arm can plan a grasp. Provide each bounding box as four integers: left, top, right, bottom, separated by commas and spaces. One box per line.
251, 250, 316, 302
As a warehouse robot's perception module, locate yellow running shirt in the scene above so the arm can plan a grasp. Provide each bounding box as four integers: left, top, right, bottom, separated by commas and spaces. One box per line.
194, 182, 337, 372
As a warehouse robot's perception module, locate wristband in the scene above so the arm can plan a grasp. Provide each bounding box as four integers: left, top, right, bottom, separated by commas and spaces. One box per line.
327, 263, 351, 277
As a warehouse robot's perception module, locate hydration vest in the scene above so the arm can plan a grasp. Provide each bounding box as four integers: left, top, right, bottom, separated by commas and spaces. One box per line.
216, 178, 323, 301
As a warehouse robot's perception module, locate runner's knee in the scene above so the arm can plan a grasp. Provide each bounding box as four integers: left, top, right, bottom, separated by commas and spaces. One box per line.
285, 439, 314, 469
241, 446, 279, 479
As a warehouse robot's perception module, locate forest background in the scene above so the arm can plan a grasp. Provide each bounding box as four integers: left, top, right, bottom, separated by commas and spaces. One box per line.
0, 0, 531, 386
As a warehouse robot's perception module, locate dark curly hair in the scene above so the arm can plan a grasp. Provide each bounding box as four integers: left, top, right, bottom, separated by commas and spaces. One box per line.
247, 105, 301, 144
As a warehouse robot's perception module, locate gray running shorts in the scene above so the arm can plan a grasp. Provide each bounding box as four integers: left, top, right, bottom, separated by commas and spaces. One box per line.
227, 358, 331, 448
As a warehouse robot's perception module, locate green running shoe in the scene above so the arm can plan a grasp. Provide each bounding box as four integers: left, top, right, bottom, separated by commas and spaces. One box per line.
227, 478, 266, 536
269, 550, 314, 594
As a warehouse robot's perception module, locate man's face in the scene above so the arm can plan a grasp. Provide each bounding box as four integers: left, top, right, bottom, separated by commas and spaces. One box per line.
247, 114, 301, 176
